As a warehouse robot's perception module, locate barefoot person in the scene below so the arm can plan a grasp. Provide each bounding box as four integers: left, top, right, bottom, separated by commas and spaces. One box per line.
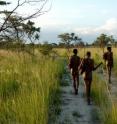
69, 49, 80, 95
79, 51, 102, 105
103, 46, 113, 84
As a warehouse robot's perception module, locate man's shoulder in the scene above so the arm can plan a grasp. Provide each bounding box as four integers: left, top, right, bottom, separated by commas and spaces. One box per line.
91, 58, 94, 61
71, 55, 80, 59
106, 51, 113, 56
84, 58, 93, 60
104, 51, 113, 55
77, 56, 80, 59
84, 58, 94, 62
104, 51, 108, 54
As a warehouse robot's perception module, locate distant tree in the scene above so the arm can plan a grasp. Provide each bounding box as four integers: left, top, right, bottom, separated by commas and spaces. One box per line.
58, 33, 72, 48
108, 35, 115, 44
74, 38, 84, 47
51, 43, 58, 47
94, 34, 115, 53
58, 32, 82, 59
58, 42, 66, 48
114, 41, 117, 47
58, 33, 73, 59
58, 33, 82, 47
39, 41, 53, 56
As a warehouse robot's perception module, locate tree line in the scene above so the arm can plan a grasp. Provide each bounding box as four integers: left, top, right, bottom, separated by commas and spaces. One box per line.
0, 1, 117, 56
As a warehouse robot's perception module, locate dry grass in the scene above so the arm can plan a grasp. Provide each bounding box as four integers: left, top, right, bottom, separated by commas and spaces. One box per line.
0, 50, 64, 124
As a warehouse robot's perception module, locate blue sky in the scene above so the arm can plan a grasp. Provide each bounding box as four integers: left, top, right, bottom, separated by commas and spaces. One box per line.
37, 0, 117, 43
2, 0, 117, 43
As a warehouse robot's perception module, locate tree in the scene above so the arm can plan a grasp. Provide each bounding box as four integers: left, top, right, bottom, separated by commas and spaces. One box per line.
108, 35, 115, 44
0, 0, 49, 30
58, 33, 71, 47
58, 33, 81, 47
0, 1, 10, 5
58, 33, 82, 59
23, 20, 40, 43
94, 34, 115, 53
0, 0, 49, 46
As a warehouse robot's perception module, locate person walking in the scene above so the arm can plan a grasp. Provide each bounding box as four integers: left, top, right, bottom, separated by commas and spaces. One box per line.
103, 46, 114, 84
69, 49, 80, 95
79, 51, 102, 105
79, 51, 94, 104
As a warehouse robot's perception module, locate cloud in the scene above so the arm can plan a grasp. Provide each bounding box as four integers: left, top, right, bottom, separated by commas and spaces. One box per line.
39, 18, 117, 43
74, 18, 117, 35
97, 18, 117, 32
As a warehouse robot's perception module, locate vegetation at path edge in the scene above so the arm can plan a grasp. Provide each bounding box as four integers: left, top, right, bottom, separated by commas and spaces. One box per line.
0, 50, 65, 124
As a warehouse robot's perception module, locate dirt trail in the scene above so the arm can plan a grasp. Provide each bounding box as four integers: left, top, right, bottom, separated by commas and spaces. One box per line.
55, 66, 101, 124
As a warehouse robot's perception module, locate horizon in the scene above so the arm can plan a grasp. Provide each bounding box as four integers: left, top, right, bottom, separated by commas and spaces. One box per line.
2, 0, 117, 43
37, 0, 117, 43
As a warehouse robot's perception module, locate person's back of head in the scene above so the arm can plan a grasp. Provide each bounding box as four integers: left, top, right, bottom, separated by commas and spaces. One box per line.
73, 49, 78, 55
86, 51, 91, 58
107, 46, 112, 52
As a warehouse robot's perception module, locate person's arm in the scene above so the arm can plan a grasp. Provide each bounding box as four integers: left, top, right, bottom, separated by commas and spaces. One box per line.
103, 53, 106, 62
112, 52, 114, 68
79, 59, 85, 74
93, 62, 103, 71
92, 59, 95, 71
69, 56, 72, 70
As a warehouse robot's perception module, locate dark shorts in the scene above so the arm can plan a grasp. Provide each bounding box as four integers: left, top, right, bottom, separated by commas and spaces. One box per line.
83, 72, 92, 81
72, 71, 79, 77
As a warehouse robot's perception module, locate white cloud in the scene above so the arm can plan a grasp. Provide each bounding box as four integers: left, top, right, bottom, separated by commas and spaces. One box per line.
39, 18, 117, 43
74, 18, 117, 35
97, 18, 117, 31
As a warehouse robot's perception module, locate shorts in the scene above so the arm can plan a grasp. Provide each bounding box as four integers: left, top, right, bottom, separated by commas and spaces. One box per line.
72, 71, 79, 77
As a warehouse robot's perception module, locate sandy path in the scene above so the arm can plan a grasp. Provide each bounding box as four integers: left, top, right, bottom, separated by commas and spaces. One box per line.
55, 67, 101, 124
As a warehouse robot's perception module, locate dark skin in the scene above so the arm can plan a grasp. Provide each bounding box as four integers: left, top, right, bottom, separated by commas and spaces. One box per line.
104, 47, 113, 83
72, 62, 79, 94
79, 52, 94, 105
79, 52, 102, 105
69, 49, 80, 95
107, 48, 112, 83
84, 54, 93, 105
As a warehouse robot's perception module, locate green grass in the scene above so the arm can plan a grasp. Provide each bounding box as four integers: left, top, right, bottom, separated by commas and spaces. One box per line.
0, 50, 65, 124
91, 108, 101, 122
1, 47, 117, 124
72, 111, 82, 118
92, 74, 117, 124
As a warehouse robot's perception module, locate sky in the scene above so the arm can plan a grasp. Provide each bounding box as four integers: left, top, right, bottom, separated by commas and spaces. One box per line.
2, 0, 117, 43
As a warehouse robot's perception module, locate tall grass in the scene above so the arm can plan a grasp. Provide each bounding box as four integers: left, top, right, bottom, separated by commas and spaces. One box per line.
0, 50, 64, 124
92, 74, 117, 124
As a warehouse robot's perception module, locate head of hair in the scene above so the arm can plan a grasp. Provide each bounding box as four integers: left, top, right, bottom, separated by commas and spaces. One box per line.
73, 49, 78, 55
107, 46, 111, 51
86, 51, 91, 57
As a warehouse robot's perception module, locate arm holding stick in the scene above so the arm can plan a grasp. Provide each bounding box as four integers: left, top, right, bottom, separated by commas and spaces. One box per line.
93, 62, 103, 71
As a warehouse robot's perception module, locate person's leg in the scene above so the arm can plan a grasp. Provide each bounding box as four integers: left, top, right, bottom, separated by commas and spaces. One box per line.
107, 66, 112, 83
85, 80, 88, 102
87, 80, 92, 104
109, 66, 112, 83
76, 74, 79, 94
85, 80, 92, 105
73, 74, 77, 94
